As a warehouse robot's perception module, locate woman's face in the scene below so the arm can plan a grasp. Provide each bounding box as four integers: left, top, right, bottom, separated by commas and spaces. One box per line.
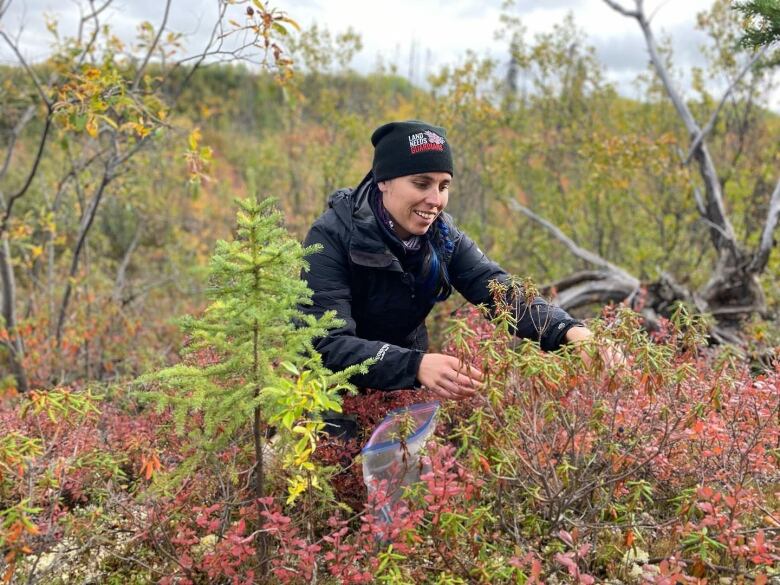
377, 172, 451, 239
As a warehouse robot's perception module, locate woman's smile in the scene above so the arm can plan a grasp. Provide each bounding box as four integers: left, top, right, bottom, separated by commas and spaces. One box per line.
413, 209, 438, 221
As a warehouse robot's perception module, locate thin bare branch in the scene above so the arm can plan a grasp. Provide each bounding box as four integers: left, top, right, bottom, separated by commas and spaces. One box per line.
168, 0, 229, 104
0, 115, 53, 237
0, 31, 52, 108
76, 0, 114, 67
120, 276, 176, 307
85, 0, 112, 26
0, 0, 13, 21
131, 0, 172, 91
0, 27, 57, 237
0, 104, 34, 182
602, 0, 639, 18
553, 276, 639, 312
113, 221, 141, 303
541, 270, 614, 294
507, 199, 639, 284
75, 0, 112, 44
647, 0, 672, 23
749, 177, 780, 273
56, 168, 111, 343
0, 235, 29, 392
684, 46, 769, 165
692, 186, 707, 216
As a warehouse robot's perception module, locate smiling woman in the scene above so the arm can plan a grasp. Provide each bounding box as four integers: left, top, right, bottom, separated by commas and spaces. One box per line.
301, 120, 590, 423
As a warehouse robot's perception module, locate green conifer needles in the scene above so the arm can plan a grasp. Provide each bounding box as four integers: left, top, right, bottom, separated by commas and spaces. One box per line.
139, 197, 370, 504
734, 0, 780, 65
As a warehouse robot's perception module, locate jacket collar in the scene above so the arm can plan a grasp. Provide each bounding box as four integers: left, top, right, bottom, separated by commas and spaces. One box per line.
331, 172, 403, 272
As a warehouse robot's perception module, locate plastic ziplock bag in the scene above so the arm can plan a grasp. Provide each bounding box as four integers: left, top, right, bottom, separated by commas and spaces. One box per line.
361, 402, 440, 523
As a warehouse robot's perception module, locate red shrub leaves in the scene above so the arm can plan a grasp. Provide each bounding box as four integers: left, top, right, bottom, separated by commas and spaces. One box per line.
2, 303, 779, 582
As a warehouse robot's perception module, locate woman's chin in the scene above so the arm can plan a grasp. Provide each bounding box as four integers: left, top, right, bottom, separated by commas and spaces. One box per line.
396, 222, 430, 237
412, 218, 436, 235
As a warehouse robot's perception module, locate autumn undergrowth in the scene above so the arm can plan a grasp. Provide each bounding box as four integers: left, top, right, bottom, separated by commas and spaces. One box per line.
1, 213, 778, 584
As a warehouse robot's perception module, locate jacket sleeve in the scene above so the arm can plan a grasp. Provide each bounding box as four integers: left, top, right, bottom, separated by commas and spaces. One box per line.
301, 219, 424, 391
445, 218, 582, 351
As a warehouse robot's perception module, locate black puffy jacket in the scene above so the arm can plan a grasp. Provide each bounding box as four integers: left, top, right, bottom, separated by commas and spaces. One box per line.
301, 174, 582, 390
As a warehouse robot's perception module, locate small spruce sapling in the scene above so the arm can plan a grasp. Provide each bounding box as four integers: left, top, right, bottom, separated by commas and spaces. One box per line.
139, 195, 370, 574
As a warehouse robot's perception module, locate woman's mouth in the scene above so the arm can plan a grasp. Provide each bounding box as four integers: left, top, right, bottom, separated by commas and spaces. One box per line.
413, 210, 437, 221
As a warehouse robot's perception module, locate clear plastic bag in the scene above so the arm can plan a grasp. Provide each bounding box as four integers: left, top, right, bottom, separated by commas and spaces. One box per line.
361, 402, 440, 522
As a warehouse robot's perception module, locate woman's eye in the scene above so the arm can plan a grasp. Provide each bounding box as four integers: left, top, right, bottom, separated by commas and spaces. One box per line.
414, 183, 428, 189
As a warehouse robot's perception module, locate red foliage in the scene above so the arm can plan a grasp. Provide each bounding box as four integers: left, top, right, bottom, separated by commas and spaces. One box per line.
2, 304, 779, 583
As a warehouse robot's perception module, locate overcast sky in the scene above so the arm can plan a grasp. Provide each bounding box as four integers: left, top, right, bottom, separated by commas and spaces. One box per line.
1, 0, 778, 110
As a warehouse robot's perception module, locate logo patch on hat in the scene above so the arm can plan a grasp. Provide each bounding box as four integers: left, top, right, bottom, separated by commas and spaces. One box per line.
408, 130, 446, 154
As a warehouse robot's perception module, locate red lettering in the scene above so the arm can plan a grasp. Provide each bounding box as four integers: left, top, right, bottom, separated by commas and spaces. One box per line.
410, 143, 445, 154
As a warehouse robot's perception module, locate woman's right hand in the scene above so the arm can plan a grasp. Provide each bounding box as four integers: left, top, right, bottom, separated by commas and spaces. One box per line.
417, 353, 483, 400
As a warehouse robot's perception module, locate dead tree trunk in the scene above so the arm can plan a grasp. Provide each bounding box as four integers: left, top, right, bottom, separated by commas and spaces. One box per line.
509, 0, 779, 344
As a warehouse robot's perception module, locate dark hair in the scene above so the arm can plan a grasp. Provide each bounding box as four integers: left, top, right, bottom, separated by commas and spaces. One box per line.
425, 217, 454, 302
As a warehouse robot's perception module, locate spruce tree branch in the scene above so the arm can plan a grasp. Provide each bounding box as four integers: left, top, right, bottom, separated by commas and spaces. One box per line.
131, 0, 172, 91
749, 176, 780, 273
684, 46, 769, 165
507, 199, 638, 283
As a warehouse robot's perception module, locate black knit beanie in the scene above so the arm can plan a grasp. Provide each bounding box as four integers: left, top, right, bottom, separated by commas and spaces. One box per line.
371, 120, 454, 182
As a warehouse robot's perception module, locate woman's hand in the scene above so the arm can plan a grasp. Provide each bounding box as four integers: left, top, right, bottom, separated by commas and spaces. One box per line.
417, 353, 483, 400
565, 326, 627, 369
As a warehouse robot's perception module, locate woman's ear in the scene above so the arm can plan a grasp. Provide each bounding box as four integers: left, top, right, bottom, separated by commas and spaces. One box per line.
377, 180, 389, 194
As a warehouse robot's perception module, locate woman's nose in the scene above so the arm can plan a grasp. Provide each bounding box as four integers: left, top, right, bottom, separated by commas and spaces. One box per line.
423, 187, 442, 207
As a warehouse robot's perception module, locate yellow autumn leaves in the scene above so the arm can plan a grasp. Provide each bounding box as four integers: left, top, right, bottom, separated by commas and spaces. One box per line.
52, 64, 166, 140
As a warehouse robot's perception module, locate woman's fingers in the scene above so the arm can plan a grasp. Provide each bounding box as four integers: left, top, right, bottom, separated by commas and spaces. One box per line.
431, 374, 473, 400
429, 383, 456, 400
448, 358, 483, 383
460, 364, 484, 383
441, 370, 479, 399
450, 371, 479, 395
441, 376, 470, 397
